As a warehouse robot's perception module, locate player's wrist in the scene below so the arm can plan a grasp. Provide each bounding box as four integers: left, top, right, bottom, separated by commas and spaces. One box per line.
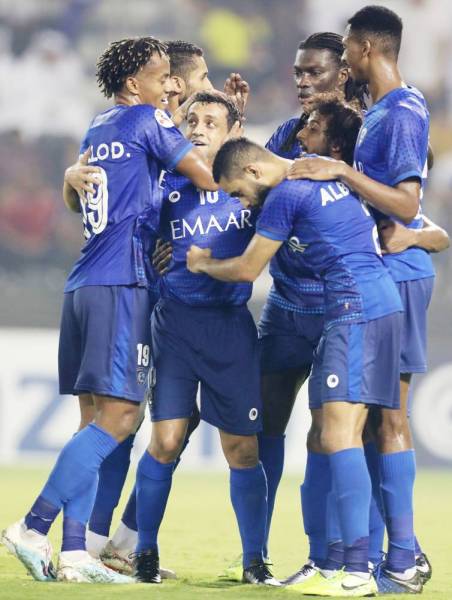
337, 161, 352, 181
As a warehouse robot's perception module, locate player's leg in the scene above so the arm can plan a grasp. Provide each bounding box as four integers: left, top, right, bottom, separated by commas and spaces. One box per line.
373, 278, 433, 593
86, 399, 145, 558
132, 298, 199, 583
257, 307, 323, 566
219, 430, 278, 586
259, 365, 309, 558
78, 393, 95, 430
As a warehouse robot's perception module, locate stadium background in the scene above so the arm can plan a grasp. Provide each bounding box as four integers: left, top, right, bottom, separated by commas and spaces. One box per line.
0, 0, 451, 471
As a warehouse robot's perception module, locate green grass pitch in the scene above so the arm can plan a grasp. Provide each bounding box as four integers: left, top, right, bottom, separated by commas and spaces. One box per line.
1, 466, 451, 599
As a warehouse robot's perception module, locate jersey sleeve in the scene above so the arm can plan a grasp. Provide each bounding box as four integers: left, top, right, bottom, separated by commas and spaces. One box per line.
265, 122, 287, 153
138, 106, 193, 170
256, 181, 307, 241
385, 105, 428, 186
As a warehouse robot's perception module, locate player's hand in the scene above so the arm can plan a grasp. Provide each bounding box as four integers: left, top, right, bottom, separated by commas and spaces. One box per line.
379, 219, 416, 254
186, 245, 212, 273
152, 239, 173, 275
287, 157, 346, 181
224, 72, 250, 117
64, 148, 101, 196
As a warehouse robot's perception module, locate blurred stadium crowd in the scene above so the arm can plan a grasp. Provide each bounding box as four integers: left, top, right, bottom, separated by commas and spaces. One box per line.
0, 0, 451, 336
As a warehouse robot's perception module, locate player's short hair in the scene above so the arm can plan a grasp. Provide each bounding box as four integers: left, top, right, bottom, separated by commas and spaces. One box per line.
348, 5, 403, 57
212, 138, 269, 183
96, 37, 168, 98
186, 91, 242, 130
166, 40, 204, 81
281, 32, 365, 154
306, 93, 363, 166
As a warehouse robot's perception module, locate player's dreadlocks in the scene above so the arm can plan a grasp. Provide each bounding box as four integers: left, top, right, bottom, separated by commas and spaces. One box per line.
281, 31, 366, 153
166, 40, 204, 80
96, 37, 168, 98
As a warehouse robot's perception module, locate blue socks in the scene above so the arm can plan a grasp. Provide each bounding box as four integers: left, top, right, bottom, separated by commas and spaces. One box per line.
324, 487, 344, 570
136, 451, 175, 552
329, 448, 371, 574
301, 451, 330, 567
229, 463, 268, 569
380, 450, 416, 572
122, 485, 138, 531
25, 424, 118, 535
62, 517, 87, 551
89, 434, 134, 536
364, 442, 385, 565
257, 433, 284, 558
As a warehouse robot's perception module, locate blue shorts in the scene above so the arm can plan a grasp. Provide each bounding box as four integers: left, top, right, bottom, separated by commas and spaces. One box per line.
309, 312, 402, 410
397, 277, 434, 373
59, 285, 153, 402
150, 298, 261, 435
258, 301, 324, 373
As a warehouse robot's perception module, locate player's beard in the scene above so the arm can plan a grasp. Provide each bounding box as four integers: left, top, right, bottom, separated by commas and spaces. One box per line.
254, 183, 271, 208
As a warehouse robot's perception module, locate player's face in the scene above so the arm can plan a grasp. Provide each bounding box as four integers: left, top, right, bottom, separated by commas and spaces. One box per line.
297, 111, 330, 156
186, 102, 230, 162
134, 54, 173, 109
220, 175, 270, 209
185, 56, 213, 98
342, 26, 368, 84
293, 48, 342, 109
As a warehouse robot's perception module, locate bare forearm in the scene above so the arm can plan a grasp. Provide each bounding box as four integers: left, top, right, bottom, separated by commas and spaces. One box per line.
339, 163, 419, 224
198, 256, 256, 282
176, 149, 218, 191
63, 181, 81, 213
412, 224, 450, 252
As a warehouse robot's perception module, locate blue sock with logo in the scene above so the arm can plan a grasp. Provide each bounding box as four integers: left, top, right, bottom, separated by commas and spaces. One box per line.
230, 463, 267, 569
89, 434, 135, 536
25, 424, 118, 535
364, 442, 385, 565
329, 448, 371, 574
257, 433, 285, 558
301, 451, 330, 567
380, 450, 416, 572
136, 451, 175, 552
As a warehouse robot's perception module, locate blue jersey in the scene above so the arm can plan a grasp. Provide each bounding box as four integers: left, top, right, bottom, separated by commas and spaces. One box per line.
266, 117, 304, 160
65, 104, 192, 292
256, 177, 403, 326
266, 116, 324, 314
150, 171, 255, 307
354, 86, 433, 282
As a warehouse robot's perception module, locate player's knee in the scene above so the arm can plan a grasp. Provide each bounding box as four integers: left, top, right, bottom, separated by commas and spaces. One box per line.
149, 431, 185, 463
307, 421, 323, 453
223, 436, 258, 469
378, 410, 410, 443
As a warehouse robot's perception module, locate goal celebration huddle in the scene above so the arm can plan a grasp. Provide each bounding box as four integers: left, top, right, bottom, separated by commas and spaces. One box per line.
2, 4, 449, 596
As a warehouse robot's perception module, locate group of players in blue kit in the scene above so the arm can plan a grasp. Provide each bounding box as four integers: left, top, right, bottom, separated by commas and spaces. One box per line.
2, 4, 450, 596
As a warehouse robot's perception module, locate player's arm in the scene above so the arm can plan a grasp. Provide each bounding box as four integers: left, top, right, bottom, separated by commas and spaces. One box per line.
379, 215, 450, 254
287, 157, 419, 224
63, 148, 101, 213
175, 147, 219, 191
186, 234, 282, 282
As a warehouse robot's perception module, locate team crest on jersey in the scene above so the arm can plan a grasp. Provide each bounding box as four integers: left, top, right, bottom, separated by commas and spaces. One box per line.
326, 374, 339, 389
137, 368, 147, 385
154, 109, 175, 129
